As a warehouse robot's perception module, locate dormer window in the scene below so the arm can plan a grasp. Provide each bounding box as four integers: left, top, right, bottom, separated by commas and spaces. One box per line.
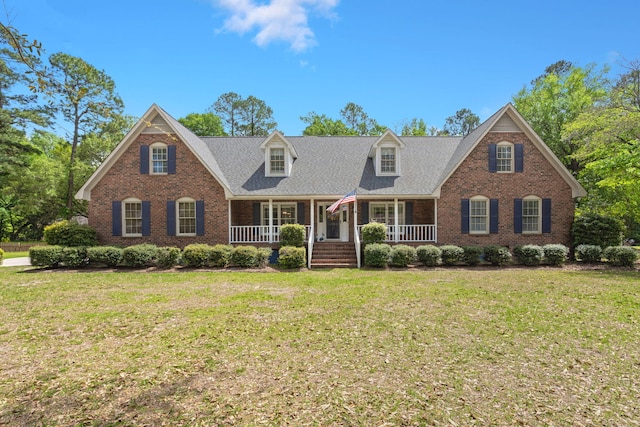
269, 147, 285, 175
380, 147, 397, 174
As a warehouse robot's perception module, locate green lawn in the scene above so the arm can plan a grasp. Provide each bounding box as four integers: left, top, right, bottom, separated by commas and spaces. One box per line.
1, 266, 639, 426
1, 251, 29, 259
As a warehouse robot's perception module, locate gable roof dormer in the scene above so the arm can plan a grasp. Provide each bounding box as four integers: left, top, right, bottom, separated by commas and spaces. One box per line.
260, 130, 297, 177
368, 129, 405, 176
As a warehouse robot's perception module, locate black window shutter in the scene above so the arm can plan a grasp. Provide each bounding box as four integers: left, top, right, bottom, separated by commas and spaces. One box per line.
488, 144, 497, 173
140, 145, 149, 174
515, 144, 524, 172
514, 199, 523, 234
112, 201, 122, 236
542, 198, 552, 233
405, 201, 414, 225
361, 202, 369, 224
196, 200, 205, 236
142, 201, 151, 236
253, 202, 261, 226
490, 199, 499, 234
168, 145, 177, 174
297, 202, 305, 224
166, 201, 176, 236
461, 199, 470, 234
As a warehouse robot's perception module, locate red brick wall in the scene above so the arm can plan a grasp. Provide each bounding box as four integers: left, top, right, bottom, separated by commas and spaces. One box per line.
88, 133, 229, 248
437, 132, 575, 247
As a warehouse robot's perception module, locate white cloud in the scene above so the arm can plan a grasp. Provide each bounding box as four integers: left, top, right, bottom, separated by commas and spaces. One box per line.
214, 0, 339, 52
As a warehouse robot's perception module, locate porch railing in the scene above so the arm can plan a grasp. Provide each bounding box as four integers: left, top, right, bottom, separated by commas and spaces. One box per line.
229, 225, 312, 244
357, 224, 437, 243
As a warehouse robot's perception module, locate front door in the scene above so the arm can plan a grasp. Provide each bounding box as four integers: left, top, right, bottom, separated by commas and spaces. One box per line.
326, 212, 340, 239
317, 203, 349, 242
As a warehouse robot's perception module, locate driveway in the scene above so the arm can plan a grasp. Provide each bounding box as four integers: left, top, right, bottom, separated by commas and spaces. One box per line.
1, 257, 31, 267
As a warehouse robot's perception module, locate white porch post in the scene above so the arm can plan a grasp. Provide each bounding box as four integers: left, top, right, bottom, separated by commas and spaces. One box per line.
434, 198, 438, 243
268, 199, 273, 243
310, 199, 315, 239
228, 200, 232, 244
394, 198, 399, 243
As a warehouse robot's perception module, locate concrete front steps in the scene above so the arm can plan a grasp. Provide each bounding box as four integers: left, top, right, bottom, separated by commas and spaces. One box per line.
310, 242, 358, 268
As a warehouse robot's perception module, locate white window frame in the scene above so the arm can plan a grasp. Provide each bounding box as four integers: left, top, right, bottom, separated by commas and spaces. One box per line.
522, 196, 542, 234
269, 147, 286, 175
123, 197, 142, 237
176, 197, 196, 236
150, 142, 168, 175
469, 196, 489, 235
496, 142, 514, 173
380, 147, 397, 174
376, 145, 400, 176
261, 202, 297, 226
369, 202, 405, 226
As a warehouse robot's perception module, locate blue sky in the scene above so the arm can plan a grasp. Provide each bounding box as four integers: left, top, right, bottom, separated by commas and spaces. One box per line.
7, 0, 640, 136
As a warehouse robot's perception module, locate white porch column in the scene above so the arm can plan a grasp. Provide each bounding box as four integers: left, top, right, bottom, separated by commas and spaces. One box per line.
228, 200, 232, 244
268, 199, 273, 243
310, 199, 315, 238
394, 198, 399, 242
434, 198, 438, 243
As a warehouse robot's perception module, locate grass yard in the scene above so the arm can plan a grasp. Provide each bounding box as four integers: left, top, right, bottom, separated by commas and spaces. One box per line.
1, 251, 29, 259
1, 266, 639, 426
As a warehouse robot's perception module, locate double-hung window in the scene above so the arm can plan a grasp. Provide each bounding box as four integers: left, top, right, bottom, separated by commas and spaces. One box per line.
469, 196, 489, 234
496, 142, 513, 173
369, 202, 404, 226
522, 197, 541, 233
380, 147, 397, 174
151, 143, 168, 174
123, 198, 142, 236
269, 148, 285, 175
261, 203, 297, 226
177, 198, 196, 236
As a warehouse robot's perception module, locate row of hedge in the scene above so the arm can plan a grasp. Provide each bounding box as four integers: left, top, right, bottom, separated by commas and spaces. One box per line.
364, 243, 638, 268
28, 244, 307, 270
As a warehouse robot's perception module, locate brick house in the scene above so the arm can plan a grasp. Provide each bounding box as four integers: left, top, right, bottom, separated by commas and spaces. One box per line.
76, 103, 586, 267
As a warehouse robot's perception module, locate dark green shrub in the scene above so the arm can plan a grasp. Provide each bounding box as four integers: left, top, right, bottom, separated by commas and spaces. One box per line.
574, 244, 602, 263
182, 244, 211, 267
156, 247, 181, 269
603, 246, 639, 267
278, 246, 306, 269
439, 245, 463, 266
0, 248, 3, 265
209, 244, 233, 267
543, 244, 569, 266
484, 245, 512, 266
361, 223, 387, 246
43, 220, 98, 247
280, 224, 305, 247
62, 246, 89, 268
121, 244, 157, 268
512, 245, 525, 260
87, 246, 123, 267
572, 213, 623, 249
255, 247, 272, 268
364, 243, 391, 268
231, 245, 259, 268
462, 246, 484, 266
389, 245, 416, 267
416, 245, 441, 267
30, 246, 64, 268
517, 245, 544, 266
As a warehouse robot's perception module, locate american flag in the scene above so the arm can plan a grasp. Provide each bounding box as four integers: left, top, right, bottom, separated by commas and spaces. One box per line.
327, 189, 357, 214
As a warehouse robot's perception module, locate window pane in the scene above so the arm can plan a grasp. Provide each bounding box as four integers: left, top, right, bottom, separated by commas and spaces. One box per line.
380, 147, 396, 173
124, 202, 142, 235
152, 147, 168, 174
280, 205, 296, 224
470, 199, 487, 232
178, 201, 196, 235
270, 148, 285, 173
497, 145, 512, 172
522, 200, 539, 232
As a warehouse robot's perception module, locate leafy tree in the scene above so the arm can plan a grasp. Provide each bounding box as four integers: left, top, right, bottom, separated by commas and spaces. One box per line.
48, 52, 124, 218
300, 112, 355, 136
513, 61, 608, 173
238, 95, 277, 136
443, 108, 479, 136
400, 118, 440, 136
178, 112, 226, 136
211, 92, 243, 136
340, 102, 386, 135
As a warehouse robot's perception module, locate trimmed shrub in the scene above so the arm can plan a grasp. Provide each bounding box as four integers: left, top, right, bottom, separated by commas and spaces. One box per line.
439, 245, 463, 266
182, 244, 211, 268
364, 243, 391, 268
209, 244, 233, 268
416, 245, 441, 267
280, 224, 305, 247
121, 244, 157, 268
231, 245, 259, 268
572, 213, 623, 249
43, 220, 98, 247
361, 223, 387, 246
462, 246, 484, 266
517, 245, 544, 266
603, 246, 639, 267
543, 244, 569, 266
574, 244, 602, 263
30, 245, 64, 268
87, 246, 123, 267
278, 246, 306, 269
255, 247, 272, 268
62, 246, 89, 268
389, 244, 416, 267
484, 245, 512, 266
156, 247, 181, 269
